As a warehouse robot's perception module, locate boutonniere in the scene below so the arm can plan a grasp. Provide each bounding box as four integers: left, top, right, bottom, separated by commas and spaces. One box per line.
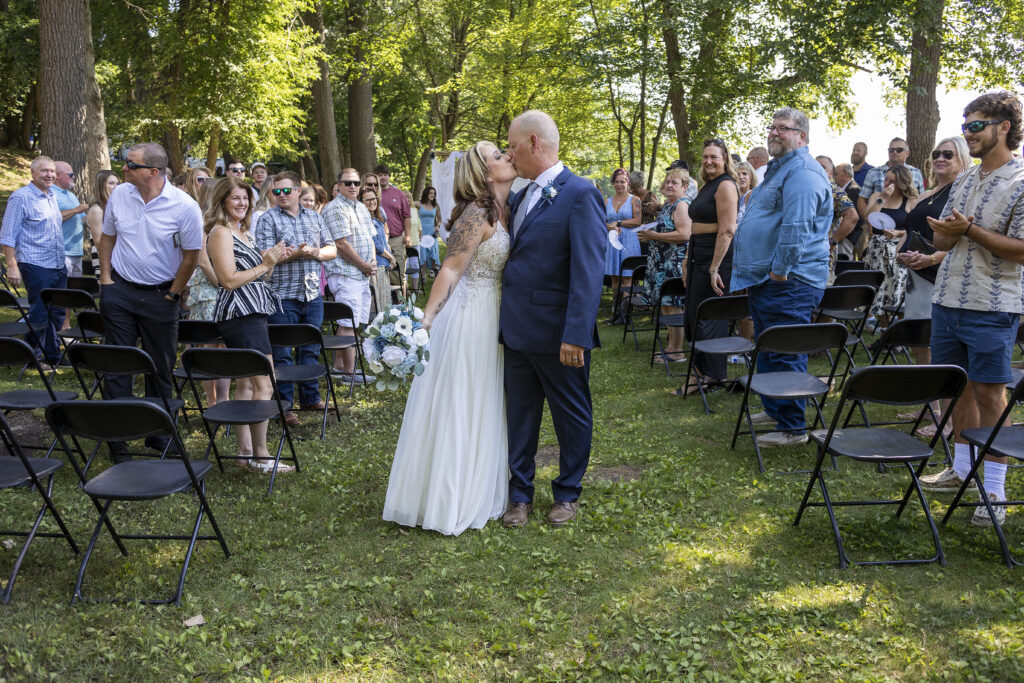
539, 182, 559, 205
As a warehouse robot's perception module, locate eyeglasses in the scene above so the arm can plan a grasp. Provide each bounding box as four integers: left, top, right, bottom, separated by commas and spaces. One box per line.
196, 177, 208, 184
931, 149, 956, 160
962, 119, 1005, 134
362, 196, 378, 203
888, 147, 907, 153
271, 187, 295, 196
227, 166, 245, 173
125, 160, 159, 171
766, 125, 801, 135
340, 180, 360, 187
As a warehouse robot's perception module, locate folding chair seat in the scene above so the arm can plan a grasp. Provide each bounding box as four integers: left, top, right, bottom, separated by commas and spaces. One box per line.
680, 294, 754, 413
67, 344, 186, 461
813, 284, 876, 368
648, 277, 688, 375
182, 348, 298, 495
620, 265, 652, 350
730, 322, 847, 473
0, 410, 78, 603
794, 365, 967, 568
0, 338, 77, 457
610, 255, 646, 325
322, 300, 364, 395
45, 400, 229, 605
0, 289, 44, 349
40, 288, 102, 367
941, 377, 1024, 567
268, 323, 340, 439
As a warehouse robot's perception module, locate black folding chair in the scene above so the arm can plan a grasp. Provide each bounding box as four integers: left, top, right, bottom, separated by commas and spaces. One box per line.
1014, 321, 1024, 360
172, 319, 223, 422
680, 294, 755, 413
406, 246, 423, 294
648, 277, 687, 376
621, 265, 652, 351
40, 288, 102, 369
794, 365, 967, 568
730, 323, 848, 473
46, 400, 229, 605
66, 276, 100, 298
0, 410, 78, 603
941, 377, 1024, 567
322, 300, 364, 396
611, 255, 646, 325
68, 344, 186, 462
0, 265, 28, 308
182, 347, 298, 495
813, 284, 876, 369
268, 323, 340, 439
0, 289, 46, 364
834, 260, 867, 276
832, 269, 884, 290
0, 337, 77, 458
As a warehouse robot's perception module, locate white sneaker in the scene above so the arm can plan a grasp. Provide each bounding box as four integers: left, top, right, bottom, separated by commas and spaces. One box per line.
972, 492, 1007, 527
749, 411, 775, 426
756, 431, 809, 448
919, 467, 978, 494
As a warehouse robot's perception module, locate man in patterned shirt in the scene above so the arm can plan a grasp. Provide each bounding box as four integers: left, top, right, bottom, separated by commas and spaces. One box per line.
815, 155, 858, 284
255, 171, 338, 423
920, 92, 1024, 527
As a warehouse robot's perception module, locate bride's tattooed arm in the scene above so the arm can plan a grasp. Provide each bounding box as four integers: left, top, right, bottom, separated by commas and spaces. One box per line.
422, 206, 492, 329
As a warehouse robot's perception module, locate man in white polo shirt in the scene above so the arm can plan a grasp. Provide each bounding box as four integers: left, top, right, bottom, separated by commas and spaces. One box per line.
99, 142, 202, 458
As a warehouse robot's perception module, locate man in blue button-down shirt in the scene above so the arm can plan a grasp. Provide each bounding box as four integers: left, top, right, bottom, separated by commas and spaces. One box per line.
0, 156, 67, 367
731, 107, 832, 448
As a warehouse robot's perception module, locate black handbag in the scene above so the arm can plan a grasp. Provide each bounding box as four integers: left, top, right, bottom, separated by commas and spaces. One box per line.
902, 231, 939, 284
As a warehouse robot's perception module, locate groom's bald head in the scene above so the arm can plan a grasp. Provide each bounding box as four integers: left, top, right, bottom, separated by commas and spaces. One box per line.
508, 110, 560, 180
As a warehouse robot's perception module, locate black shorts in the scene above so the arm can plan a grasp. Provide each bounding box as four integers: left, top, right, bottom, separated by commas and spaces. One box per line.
216, 314, 272, 355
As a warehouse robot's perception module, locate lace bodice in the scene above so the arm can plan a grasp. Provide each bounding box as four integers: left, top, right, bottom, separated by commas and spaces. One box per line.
462, 223, 509, 284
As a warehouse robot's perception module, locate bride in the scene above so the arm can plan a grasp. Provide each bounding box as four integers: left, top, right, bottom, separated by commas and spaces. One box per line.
382, 141, 516, 535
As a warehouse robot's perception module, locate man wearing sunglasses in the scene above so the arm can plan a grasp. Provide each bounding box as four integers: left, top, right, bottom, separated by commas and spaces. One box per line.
225, 160, 257, 203
99, 142, 203, 459
919, 92, 1024, 527
255, 171, 339, 423
856, 137, 924, 220
53, 161, 89, 277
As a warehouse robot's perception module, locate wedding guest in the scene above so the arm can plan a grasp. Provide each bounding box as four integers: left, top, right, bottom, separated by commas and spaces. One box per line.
815, 156, 858, 284
85, 170, 119, 275
417, 186, 441, 277
746, 146, 769, 183
734, 161, 759, 221
331, 181, 344, 199
679, 139, 738, 394
360, 185, 396, 315
312, 184, 329, 211
53, 162, 88, 277
251, 175, 276, 225
850, 141, 873, 186
172, 173, 187, 190
604, 168, 642, 294
250, 162, 269, 194
628, 170, 661, 224
206, 177, 290, 473
375, 164, 411, 292
638, 167, 691, 363
403, 189, 421, 293
183, 167, 212, 202
857, 137, 924, 219
299, 186, 318, 211
864, 164, 919, 320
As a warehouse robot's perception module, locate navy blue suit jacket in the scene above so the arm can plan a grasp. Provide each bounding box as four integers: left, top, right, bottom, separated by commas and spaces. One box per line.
499, 167, 606, 353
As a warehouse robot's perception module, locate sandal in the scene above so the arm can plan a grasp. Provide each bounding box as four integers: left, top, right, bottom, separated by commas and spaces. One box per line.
236, 452, 252, 468
669, 383, 703, 397
248, 459, 296, 474
661, 351, 687, 363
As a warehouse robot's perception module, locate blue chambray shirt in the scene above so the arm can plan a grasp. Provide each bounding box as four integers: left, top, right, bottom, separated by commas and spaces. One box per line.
731, 146, 831, 290
0, 182, 65, 269
54, 185, 84, 256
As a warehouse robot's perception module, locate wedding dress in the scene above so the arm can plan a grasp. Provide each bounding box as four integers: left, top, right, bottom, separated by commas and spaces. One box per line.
382, 223, 510, 535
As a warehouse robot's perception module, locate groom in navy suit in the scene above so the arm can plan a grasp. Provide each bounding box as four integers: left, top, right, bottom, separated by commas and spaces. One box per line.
500, 110, 606, 527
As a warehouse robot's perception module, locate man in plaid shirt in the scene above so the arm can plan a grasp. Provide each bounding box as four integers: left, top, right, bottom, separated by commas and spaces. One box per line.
255, 171, 339, 423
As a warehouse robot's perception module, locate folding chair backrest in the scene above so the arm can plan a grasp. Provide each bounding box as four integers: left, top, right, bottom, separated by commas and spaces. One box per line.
68, 343, 158, 379
874, 318, 931, 356
0, 336, 37, 368
182, 347, 274, 380
405, 246, 419, 258
621, 255, 646, 274
833, 269, 884, 290
40, 288, 97, 311
177, 319, 221, 345
67, 277, 100, 296
76, 310, 106, 337
756, 322, 848, 356
817, 284, 875, 311
0, 288, 27, 312
46, 399, 177, 444
834, 260, 867, 276
629, 265, 646, 282
656, 277, 685, 301
696, 294, 749, 322
323, 301, 356, 326
268, 323, 324, 349
841, 365, 967, 406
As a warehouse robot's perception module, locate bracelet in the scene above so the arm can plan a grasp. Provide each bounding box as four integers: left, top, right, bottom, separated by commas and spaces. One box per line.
964, 220, 974, 238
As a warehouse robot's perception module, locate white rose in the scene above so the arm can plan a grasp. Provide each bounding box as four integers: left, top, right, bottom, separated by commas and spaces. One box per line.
412, 307, 424, 320
403, 334, 417, 350
412, 328, 429, 346
381, 346, 405, 368
395, 317, 413, 336
389, 308, 401, 318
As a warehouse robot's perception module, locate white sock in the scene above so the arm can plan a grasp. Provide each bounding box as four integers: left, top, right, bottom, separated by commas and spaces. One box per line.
983, 461, 1007, 500
952, 442, 972, 480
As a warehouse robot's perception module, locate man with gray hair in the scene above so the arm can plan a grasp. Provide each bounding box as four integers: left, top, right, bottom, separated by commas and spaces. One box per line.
53, 161, 89, 276
746, 146, 769, 183
731, 107, 832, 448
833, 162, 864, 259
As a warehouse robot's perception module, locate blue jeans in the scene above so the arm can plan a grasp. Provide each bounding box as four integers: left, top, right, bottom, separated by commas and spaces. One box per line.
21, 262, 66, 363
268, 297, 324, 407
746, 278, 824, 433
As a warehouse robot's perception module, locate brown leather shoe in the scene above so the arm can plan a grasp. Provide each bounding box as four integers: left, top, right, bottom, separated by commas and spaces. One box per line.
283, 411, 299, 425
502, 502, 533, 527
301, 401, 327, 411
547, 500, 578, 526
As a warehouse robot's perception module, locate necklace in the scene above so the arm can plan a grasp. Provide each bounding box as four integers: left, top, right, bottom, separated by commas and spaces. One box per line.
926, 183, 952, 205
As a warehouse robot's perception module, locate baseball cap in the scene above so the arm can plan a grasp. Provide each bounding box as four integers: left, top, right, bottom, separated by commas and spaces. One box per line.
251, 162, 267, 170
666, 159, 689, 171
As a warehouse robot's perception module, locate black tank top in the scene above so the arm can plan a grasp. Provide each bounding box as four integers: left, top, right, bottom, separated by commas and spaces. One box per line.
879, 197, 909, 229
904, 184, 951, 241
689, 173, 735, 223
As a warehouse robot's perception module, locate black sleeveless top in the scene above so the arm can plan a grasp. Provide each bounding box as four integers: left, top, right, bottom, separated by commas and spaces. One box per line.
904, 183, 951, 241
879, 197, 909, 229
688, 173, 735, 224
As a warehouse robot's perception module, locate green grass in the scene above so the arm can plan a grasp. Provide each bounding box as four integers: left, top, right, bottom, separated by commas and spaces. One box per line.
0, 148, 33, 214
0, 296, 1023, 681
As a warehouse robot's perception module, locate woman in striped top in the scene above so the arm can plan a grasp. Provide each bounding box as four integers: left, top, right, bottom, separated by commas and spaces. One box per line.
206, 177, 288, 474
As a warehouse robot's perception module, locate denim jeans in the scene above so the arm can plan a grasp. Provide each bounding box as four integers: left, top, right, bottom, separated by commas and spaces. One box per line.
268, 296, 324, 407
20, 262, 66, 363
746, 278, 824, 433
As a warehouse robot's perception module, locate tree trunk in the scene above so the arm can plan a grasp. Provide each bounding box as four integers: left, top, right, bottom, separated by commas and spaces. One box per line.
905, 0, 945, 179
300, 133, 321, 185
38, 0, 110, 195
412, 141, 434, 199
346, 0, 376, 174
661, 0, 690, 166
306, 3, 342, 184
205, 124, 220, 175
164, 124, 186, 175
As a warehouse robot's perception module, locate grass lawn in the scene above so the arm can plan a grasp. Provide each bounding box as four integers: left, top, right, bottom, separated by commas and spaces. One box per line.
0, 293, 1021, 681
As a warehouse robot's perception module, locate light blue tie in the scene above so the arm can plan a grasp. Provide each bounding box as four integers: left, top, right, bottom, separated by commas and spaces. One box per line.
512, 182, 538, 238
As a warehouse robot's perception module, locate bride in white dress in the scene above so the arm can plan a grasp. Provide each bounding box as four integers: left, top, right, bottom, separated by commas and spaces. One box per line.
382, 142, 516, 535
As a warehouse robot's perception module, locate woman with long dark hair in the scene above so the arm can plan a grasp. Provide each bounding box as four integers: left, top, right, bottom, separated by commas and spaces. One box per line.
417, 186, 442, 277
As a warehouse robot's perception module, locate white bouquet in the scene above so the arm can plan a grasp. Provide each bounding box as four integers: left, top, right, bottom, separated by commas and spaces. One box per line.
360, 298, 430, 391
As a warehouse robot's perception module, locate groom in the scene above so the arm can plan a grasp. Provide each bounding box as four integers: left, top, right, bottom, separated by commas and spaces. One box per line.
500, 110, 606, 527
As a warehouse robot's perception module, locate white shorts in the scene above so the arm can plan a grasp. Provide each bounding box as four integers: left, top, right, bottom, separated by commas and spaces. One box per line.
327, 274, 371, 327
65, 256, 83, 277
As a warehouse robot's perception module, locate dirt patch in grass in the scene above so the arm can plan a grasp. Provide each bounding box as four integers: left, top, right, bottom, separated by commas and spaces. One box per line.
535, 445, 642, 482
0, 410, 53, 454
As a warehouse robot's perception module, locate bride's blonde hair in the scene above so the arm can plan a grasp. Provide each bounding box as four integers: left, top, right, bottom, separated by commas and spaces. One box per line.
445, 141, 499, 233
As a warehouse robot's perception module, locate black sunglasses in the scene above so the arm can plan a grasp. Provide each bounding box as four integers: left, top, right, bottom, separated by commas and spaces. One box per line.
125, 160, 159, 171
271, 187, 295, 196
931, 150, 955, 160
365, 182, 379, 188
962, 119, 1005, 134
341, 180, 360, 187
888, 147, 907, 153
195, 176, 208, 184
227, 166, 245, 173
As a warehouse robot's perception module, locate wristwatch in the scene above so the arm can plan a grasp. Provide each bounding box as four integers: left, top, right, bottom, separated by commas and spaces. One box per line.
165, 291, 181, 301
